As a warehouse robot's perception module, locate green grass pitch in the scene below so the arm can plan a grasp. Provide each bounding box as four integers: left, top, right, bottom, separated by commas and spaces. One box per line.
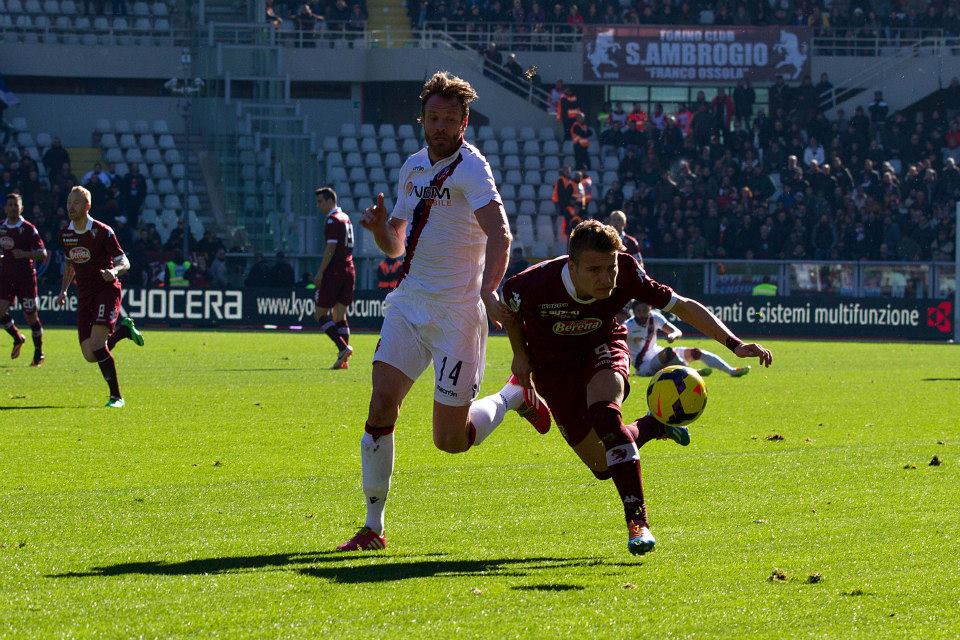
1, 328, 958, 638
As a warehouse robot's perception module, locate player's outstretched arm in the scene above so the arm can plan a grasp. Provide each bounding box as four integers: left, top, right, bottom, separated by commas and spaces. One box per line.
662, 320, 682, 343
475, 200, 512, 330
670, 295, 773, 367
360, 193, 406, 258
500, 307, 534, 388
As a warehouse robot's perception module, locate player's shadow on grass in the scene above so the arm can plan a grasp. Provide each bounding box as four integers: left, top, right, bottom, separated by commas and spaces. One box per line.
0, 405, 74, 411
213, 368, 312, 372
47, 551, 444, 578
512, 584, 585, 591
921, 377, 960, 381
299, 557, 601, 584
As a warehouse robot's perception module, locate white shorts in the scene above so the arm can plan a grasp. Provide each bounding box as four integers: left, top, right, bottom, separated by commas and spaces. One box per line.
373, 288, 488, 406
636, 346, 667, 377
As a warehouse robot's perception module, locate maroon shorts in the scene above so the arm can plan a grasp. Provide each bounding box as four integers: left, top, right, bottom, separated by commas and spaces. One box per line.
0, 273, 39, 312
533, 338, 632, 447
315, 269, 356, 309
77, 287, 122, 343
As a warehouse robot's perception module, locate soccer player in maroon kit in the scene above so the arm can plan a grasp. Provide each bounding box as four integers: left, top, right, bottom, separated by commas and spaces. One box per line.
55, 186, 143, 408
0, 193, 47, 366
501, 220, 773, 555
312, 186, 355, 369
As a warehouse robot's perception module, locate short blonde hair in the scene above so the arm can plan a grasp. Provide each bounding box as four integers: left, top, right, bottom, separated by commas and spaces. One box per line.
568, 220, 625, 260
419, 71, 478, 122
69, 185, 92, 203
608, 210, 627, 226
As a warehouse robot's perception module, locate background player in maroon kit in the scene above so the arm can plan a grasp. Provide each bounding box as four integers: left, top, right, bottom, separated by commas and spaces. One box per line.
501, 220, 773, 555
312, 186, 356, 369
55, 186, 142, 408
0, 193, 47, 366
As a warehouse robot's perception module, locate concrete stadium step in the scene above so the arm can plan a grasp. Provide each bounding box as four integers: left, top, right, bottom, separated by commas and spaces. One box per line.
69, 147, 104, 176
366, 0, 412, 45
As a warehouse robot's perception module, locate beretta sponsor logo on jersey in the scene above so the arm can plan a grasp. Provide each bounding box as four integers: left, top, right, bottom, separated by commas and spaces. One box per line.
68, 246, 92, 263
552, 317, 602, 335
0, 235, 13, 250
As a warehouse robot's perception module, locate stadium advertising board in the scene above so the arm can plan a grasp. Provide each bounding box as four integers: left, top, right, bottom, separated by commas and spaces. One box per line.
19, 288, 950, 340
19, 287, 389, 330
583, 26, 811, 83
697, 295, 952, 341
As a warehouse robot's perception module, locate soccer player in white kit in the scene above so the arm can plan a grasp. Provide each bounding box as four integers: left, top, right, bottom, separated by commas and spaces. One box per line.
625, 300, 751, 378
337, 71, 551, 552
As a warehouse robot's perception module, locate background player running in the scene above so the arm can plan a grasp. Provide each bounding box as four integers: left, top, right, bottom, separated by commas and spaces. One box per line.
626, 300, 751, 378
501, 220, 772, 555
313, 186, 355, 369
55, 186, 143, 408
0, 193, 47, 366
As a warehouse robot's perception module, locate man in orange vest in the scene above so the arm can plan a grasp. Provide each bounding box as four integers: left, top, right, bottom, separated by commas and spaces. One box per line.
570, 112, 594, 170
557, 87, 580, 139
552, 166, 582, 238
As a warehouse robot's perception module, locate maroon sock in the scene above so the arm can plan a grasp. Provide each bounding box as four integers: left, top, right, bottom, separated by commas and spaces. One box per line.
30, 321, 43, 355
1, 314, 19, 340
336, 319, 350, 345
624, 414, 666, 448
107, 323, 131, 349
320, 315, 348, 351
93, 347, 121, 398
587, 401, 647, 526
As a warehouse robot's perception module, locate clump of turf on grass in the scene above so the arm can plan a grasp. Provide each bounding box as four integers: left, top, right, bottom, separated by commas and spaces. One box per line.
623, 583, 637, 589
768, 569, 788, 582
903, 464, 917, 470
843, 588, 867, 596
470, 588, 483, 596
930, 456, 942, 466
806, 573, 822, 584
766, 434, 784, 441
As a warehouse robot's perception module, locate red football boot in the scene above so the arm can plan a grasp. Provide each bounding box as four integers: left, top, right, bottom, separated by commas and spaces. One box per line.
336, 527, 387, 551
509, 374, 551, 434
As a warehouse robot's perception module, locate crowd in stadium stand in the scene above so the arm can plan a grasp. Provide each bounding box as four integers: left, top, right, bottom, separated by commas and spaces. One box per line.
409, 0, 960, 35
265, 0, 369, 37
557, 75, 959, 264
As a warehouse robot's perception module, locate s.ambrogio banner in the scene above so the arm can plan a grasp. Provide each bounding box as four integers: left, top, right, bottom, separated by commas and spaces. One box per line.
583, 26, 811, 83
15, 288, 952, 341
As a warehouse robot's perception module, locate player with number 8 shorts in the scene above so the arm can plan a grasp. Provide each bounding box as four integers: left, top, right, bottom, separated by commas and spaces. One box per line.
312, 186, 356, 369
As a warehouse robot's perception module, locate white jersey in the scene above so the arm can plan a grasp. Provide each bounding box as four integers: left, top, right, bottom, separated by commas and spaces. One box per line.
625, 310, 668, 365
390, 141, 502, 304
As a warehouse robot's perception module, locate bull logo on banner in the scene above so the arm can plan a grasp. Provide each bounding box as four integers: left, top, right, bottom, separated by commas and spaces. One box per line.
586, 29, 620, 79
773, 30, 808, 80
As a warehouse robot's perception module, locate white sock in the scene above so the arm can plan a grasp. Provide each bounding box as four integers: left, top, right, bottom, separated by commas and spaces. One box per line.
361, 431, 394, 535
468, 379, 525, 446
698, 349, 737, 374
468, 393, 509, 446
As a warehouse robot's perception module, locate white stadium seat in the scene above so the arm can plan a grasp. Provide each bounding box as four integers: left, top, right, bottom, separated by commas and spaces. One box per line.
163, 149, 181, 164
538, 127, 556, 141
151, 163, 169, 179
503, 155, 521, 170
143, 194, 161, 210
520, 127, 536, 141
500, 126, 516, 140
114, 120, 131, 134
119, 133, 137, 149
132, 1, 149, 16
360, 138, 378, 153
397, 124, 415, 139
140, 134, 157, 149
384, 153, 401, 169
517, 184, 536, 200
478, 125, 494, 141
368, 167, 387, 183
60, 0, 76, 13
24, 0, 41, 12
348, 167, 366, 182
504, 170, 522, 186
501, 139, 519, 155
144, 148, 162, 164
156, 179, 175, 194
381, 138, 397, 154
152, 1, 168, 16
36, 132, 51, 148
152, 119, 169, 135
519, 200, 536, 216
499, 184, 516, 200
157, 134, 175, 150
163, 195, 182, 210
523, 156, 541, 171
170, 164, 185, 179
378, 124, 395, 138
339, 123, 356, 137
524, 170, 542, 186
140, 209, 158, 226
340, 137, 358, 153
522, 140, 540, 155
7, 0, 23, 11
359, 124, 376, 137
401, 139, 419, 155
322, 136, 338, 152
344, 151, 362, 167
104, 147, 124, 163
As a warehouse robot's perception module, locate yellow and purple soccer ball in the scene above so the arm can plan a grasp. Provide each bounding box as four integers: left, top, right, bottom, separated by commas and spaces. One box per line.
646, 365, 708, 426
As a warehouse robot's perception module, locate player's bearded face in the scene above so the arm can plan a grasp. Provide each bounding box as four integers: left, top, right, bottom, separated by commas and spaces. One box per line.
570, 250, 618, 300
66, 194, 90, 221
422, 95, 466, 160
